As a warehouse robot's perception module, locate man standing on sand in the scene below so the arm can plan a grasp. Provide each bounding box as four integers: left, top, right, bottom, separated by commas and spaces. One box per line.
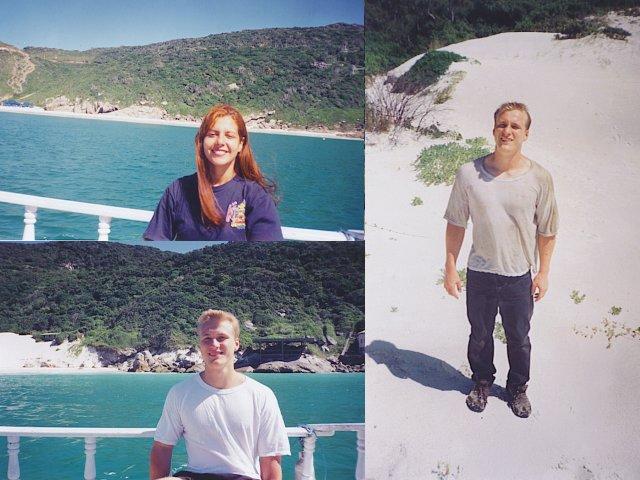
443, 102, 558, 418
149, 309, 290, 480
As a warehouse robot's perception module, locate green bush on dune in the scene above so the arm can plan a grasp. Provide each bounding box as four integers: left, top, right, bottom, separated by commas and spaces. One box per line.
390, 51, 465, 95
414, 138, 490, 186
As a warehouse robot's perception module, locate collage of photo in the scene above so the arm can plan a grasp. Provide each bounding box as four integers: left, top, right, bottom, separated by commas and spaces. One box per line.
1, 1, 639, 479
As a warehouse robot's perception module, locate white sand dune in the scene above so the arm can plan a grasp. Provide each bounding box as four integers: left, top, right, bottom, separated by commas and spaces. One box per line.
0, 332, 112, 373
366, 13, 640, 480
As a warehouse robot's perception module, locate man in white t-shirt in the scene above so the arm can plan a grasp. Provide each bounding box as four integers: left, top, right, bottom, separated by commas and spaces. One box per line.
149, 309, 290, 480
443, 102, 558, 418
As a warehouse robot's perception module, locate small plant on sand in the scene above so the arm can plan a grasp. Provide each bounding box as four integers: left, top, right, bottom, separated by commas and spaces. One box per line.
411, 196, 423, 206
573, 317, 640, 349
432, 461, 462, 480
609, 306, 622, 316
436, 268, 467, 288
414, 137, 490, 186
570, 290, 586, 304
434, 71, 466, 105
494, 321, 507, 344
415, 123, 463, 140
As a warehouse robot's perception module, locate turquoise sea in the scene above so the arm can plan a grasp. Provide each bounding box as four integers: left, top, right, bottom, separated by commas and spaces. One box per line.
0, 373, 364, 480
0, 112, 364, 240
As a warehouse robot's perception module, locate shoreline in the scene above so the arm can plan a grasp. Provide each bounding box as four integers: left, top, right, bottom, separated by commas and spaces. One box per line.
0, 332, 364, 374
0, 105, 363, 141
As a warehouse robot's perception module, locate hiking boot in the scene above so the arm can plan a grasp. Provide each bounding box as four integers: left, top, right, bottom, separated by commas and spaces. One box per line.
466, 381, 491, 412
508, 384, 531, 418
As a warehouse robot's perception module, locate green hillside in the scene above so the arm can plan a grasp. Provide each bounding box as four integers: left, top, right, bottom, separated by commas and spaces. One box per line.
0, 242, 364, 351
1, 23, 364, 130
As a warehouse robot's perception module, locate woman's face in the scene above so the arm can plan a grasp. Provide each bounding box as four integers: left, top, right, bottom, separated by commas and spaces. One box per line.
202, 115, 244, 172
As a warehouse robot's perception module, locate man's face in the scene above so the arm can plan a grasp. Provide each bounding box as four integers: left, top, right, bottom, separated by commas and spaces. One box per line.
198, 318, 239, 369
493, 109, 529, 154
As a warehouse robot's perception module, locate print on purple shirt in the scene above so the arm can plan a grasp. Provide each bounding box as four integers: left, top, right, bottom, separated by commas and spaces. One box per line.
143, 174, 283, 241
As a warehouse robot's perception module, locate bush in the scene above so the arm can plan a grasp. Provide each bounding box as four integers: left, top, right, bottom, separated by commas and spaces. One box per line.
555, 19, 601, 39
365, 102, 392, 133
391, 51, 465, 95
601, 26, 631, 40
414, 138, 490, 186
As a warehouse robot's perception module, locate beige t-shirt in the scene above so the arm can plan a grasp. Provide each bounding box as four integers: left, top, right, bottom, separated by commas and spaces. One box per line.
444, 156, 559, 276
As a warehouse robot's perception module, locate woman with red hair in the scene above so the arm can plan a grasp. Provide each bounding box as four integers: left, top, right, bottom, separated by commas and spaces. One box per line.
144, 104, 283, 240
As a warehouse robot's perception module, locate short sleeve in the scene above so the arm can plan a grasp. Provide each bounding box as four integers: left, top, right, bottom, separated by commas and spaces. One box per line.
257, 389, 291, 457
154, 387, 184, 446
443, 168, 470, 228
535, 171, 559, 236
143, 185, 176, 240
246, 186, 284, 241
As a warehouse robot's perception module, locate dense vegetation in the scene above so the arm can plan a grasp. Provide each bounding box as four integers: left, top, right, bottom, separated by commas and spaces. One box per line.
0, 242, 364, 351
366, 0, 638, 75
0, 24, 364, 130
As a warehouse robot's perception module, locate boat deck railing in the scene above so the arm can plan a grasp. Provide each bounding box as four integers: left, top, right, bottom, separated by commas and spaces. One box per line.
0, 191, 364, 241
0, 423, 364, 480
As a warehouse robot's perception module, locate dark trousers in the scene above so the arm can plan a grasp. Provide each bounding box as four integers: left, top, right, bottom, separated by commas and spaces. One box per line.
466, 269, 534, 389
174, 471, 255, 480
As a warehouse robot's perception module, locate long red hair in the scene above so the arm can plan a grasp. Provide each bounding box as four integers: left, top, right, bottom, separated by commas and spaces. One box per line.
194, 104, 275, 226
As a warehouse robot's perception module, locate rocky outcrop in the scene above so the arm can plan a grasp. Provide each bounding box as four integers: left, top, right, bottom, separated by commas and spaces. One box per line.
254, 354, 335, 373
44, 96, 118, 114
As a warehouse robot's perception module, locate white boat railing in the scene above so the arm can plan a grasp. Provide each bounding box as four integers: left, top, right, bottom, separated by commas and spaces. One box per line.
0, 191, 364, 241
0, 423, 364, 480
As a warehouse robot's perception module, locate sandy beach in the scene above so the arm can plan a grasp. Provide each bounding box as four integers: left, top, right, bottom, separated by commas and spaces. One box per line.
0, 105, 363, 140
366, 13, 640, 480
0, 332, 116, 374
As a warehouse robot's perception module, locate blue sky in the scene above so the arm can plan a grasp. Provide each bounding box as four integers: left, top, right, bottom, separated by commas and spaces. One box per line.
0, 0, 363, 50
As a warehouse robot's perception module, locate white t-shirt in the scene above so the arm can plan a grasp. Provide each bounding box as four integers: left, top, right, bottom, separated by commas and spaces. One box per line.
444, 156, 559, 276
154, 374, 291, 479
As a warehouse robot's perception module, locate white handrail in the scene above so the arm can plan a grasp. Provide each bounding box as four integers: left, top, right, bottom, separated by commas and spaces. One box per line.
1, 423, 365, 480
0, 190, 363, 241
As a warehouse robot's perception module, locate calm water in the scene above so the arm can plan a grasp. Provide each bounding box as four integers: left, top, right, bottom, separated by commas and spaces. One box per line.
0, 373, 363, 480
0, 112, 364, 239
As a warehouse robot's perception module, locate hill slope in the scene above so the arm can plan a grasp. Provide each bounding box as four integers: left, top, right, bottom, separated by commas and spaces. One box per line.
0, 24, 364, 130
0, 242, 364, 351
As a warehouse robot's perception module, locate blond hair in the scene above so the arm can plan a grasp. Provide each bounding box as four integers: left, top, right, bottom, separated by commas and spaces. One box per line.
494, 102, 531, 129
197, 309, 240, 339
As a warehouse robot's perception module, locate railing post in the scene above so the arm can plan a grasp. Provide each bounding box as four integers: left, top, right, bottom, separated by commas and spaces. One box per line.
84, 437, 97, 480
355, 428, 365, 480
97, 216, 111, 241
22, 206, 37, 240
294, 433, 316, 480
7, 435, 20, 480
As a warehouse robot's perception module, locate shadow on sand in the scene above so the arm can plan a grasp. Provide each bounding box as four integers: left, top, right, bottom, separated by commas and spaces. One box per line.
366, 340, 507, 400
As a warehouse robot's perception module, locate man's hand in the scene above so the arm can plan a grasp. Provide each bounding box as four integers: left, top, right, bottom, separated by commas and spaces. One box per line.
444, 266, 463, 299
260, 455, 282, 480
531, 272, 549, 302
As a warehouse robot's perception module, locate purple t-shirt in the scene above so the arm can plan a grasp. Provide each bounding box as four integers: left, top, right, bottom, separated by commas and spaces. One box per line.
143, 174, 283, 241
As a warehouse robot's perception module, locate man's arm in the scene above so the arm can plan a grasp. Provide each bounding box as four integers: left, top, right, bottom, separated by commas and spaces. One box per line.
532, 234, 556, 302
444, 222, 466, 299
259, 455, 282, 480
149, 441, 174, 480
